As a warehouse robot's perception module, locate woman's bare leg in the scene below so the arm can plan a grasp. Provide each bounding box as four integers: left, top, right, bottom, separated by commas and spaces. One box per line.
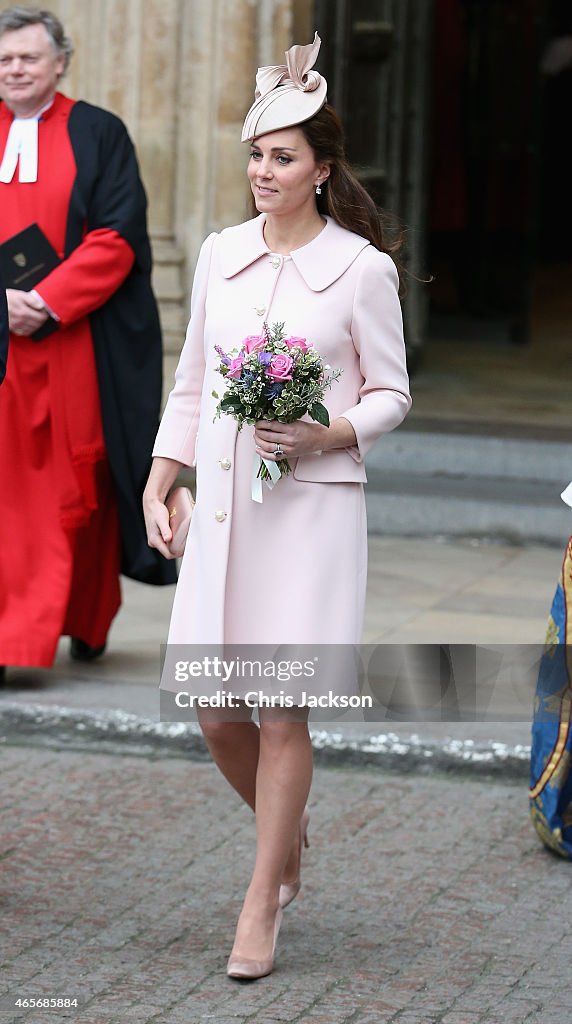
198, 704, 259, 810
230, 711, 313, 960
198, 707, 310, 886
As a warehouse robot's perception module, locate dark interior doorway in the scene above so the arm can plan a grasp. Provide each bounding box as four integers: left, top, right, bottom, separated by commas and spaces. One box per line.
428, 0, 572, 346
312, 0, 571, 414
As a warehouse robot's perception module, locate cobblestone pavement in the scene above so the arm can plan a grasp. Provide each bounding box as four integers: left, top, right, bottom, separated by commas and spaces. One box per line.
1, 745, 570, 1024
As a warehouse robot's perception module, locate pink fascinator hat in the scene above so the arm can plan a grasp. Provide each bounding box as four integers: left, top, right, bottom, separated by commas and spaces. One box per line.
241, 32, 328, 143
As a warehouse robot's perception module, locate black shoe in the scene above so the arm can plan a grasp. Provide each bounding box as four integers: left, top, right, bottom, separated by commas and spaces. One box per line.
70, 638, 107, 662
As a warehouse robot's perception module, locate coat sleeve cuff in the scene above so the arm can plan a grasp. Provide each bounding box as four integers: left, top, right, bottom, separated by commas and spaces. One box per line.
339, 391, 412, 462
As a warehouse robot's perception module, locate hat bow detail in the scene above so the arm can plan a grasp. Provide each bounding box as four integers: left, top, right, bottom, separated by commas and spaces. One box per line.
255, 32, 322, 98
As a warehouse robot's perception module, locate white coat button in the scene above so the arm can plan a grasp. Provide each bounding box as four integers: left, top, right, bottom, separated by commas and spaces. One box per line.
215, 510, 227, 523
219, 457, 231, 470
270, 256, 281, 269
255, 305, 266, 317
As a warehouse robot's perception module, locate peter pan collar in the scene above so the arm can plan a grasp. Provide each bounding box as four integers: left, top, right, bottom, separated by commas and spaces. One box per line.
218, 214, 370, 291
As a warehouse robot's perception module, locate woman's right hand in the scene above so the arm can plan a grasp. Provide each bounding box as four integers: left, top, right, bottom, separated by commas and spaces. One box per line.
142, 456, 184, 560
143, 494, 176, 560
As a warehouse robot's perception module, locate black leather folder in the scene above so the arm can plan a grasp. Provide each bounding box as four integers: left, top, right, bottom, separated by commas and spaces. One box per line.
0, 223, 62, 339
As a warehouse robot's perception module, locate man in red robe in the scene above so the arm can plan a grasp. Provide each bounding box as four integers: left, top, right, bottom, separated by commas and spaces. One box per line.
0, 7, 175, 672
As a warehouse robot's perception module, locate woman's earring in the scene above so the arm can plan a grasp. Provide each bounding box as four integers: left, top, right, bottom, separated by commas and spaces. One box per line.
315, 183, 322, 195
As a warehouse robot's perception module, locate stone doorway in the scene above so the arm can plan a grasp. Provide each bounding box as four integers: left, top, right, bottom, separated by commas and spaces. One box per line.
313, 0, 571, 436
313, 0, 432, 363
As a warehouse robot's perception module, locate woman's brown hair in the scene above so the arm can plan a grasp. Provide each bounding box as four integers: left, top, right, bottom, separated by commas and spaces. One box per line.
300, 103, 404, 265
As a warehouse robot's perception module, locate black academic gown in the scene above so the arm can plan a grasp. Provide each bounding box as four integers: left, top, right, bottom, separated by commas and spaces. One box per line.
65, 102, 176, 585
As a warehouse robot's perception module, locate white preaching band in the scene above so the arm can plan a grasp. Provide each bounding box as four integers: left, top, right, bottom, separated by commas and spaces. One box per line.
0, 98, 52, 183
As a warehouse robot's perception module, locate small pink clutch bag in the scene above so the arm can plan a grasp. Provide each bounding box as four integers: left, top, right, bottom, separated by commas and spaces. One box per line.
166, 486, 194, 557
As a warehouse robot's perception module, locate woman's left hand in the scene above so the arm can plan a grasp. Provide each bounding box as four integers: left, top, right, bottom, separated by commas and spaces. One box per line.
254, 419, 329, 461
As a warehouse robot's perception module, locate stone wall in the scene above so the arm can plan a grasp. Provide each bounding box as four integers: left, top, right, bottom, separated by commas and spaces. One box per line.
4, 0, 299, 354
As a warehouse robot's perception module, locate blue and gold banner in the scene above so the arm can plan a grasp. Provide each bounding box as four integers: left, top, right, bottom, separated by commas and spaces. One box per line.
529, 536, 572, 858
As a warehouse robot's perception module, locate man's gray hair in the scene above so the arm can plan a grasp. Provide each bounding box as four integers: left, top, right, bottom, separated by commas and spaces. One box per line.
0, 7, 74, 74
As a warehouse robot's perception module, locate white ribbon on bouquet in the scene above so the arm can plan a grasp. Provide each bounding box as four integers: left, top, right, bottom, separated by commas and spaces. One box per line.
251, 452, 282, 503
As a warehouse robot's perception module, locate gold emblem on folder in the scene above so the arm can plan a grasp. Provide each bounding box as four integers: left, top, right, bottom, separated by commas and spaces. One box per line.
13, 253, 26, 268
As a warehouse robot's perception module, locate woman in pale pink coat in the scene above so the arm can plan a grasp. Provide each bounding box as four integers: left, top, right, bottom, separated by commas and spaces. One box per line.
143, 34, 411, 980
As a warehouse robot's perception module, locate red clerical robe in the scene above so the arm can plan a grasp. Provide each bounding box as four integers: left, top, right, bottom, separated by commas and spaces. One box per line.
0, 94, 135, 666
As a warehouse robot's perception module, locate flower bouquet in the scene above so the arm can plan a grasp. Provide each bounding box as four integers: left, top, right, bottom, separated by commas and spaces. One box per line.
212, 322, 342, 501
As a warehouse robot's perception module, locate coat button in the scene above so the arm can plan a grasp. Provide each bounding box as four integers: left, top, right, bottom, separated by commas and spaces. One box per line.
215, 510, 227, 523
219, 457, 231, 470
270, 256, 281, 269
255, 305, 266, 317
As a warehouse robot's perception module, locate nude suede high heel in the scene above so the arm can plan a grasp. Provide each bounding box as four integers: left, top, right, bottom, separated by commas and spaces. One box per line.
279, 807, 310, 909
226, 906, 283, 980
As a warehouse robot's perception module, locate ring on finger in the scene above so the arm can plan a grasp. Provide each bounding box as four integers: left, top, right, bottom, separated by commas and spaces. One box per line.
273, 444, 284, 457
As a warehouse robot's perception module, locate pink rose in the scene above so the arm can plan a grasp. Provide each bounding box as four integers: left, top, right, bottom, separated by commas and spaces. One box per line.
242, 335, 267, 354
285, 336, 310, 353
226, 355, 244, 379
267, 353, 294, 381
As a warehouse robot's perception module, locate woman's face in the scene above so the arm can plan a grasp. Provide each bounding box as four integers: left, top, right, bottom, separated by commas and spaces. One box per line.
247, 127, 329, 217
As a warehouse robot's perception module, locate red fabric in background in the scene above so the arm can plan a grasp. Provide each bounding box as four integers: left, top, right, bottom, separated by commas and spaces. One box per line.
0, 94, 133, 665
62, 460, 121, 648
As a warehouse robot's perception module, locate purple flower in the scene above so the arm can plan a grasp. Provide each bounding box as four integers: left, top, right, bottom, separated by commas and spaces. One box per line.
258, 351, 273, 366
215, 344, 231, 366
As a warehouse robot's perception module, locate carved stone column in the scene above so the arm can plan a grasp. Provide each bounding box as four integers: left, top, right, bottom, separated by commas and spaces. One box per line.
174, 1, 293, 294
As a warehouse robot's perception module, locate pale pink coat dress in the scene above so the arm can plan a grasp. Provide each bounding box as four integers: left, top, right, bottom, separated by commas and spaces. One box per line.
153, 214, 411, 646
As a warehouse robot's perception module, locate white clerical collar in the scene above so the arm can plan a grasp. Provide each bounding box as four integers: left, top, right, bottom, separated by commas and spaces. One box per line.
0, 99, 54, 184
